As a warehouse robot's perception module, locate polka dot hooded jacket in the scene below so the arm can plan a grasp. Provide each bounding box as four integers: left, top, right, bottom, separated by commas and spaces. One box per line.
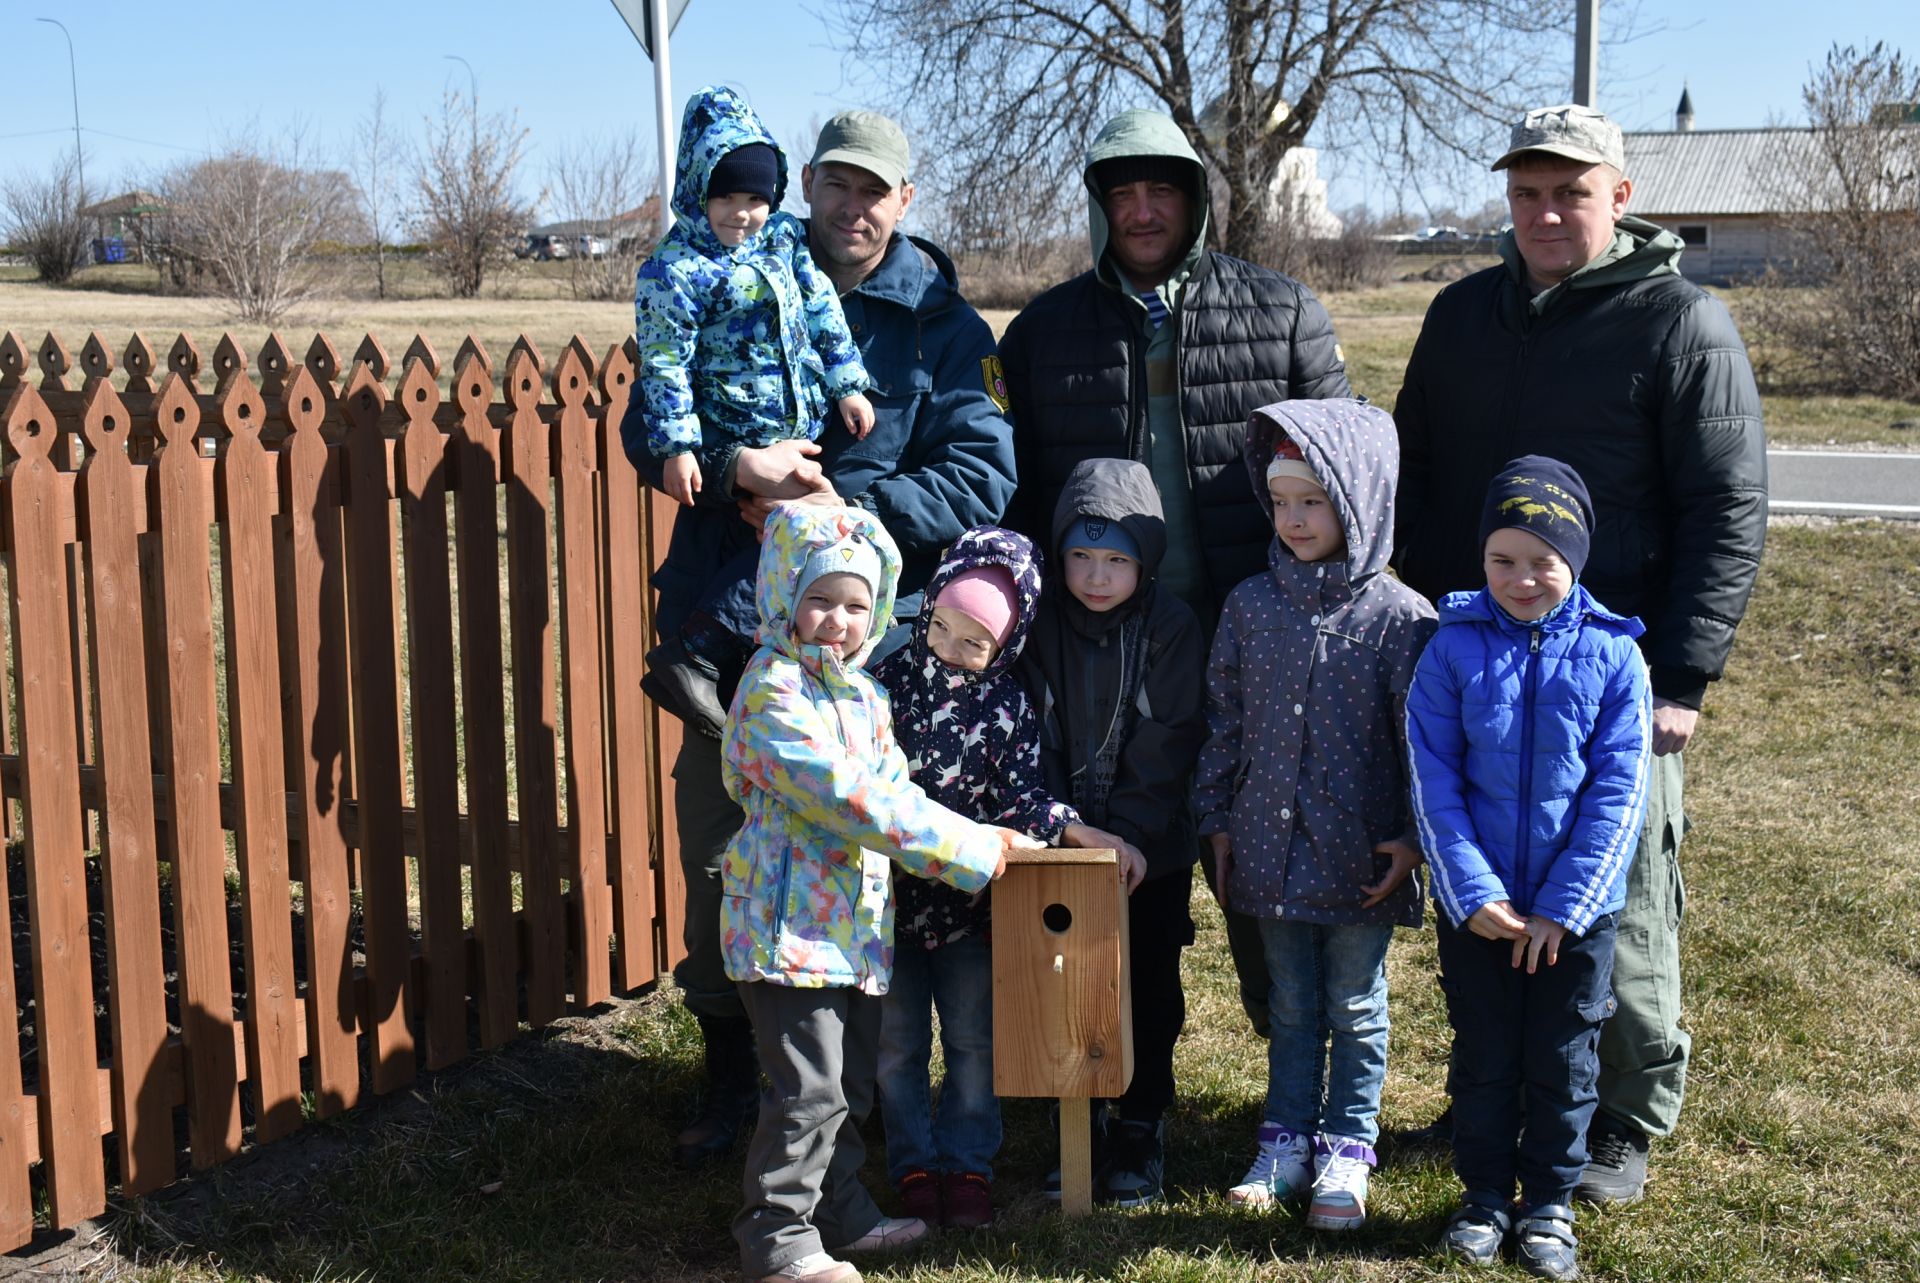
1192, 399, 1438, 926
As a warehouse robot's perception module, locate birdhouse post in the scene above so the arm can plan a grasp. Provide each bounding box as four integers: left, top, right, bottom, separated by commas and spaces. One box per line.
992, 848, 1132, 1214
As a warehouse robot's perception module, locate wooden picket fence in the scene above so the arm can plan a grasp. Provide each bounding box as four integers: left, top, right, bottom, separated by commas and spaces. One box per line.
0, 326, 689, 1248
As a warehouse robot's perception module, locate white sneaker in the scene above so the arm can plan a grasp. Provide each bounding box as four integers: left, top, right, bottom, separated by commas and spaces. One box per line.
1306, 1133, 1375, 1231
831, 1216, 928, 1254
1228, 1123, 1313, 1207
753, 1250, 861, 1283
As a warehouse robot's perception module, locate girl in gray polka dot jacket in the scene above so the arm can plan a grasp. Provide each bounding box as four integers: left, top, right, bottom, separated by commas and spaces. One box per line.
1192, 398, 1437, 1232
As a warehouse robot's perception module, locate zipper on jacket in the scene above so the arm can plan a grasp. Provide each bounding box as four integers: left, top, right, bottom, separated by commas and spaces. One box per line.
771, 843, 795, 939
1514, 627, 1542, 906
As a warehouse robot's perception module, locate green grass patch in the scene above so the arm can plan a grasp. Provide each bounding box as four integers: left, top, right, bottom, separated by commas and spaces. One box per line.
87, 517, 1920, 1280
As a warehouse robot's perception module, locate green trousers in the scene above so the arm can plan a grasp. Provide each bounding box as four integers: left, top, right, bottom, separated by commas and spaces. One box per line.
1596, 749, 1690, 1138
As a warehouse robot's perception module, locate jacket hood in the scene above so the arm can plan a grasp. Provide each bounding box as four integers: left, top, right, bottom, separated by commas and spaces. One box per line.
1082, 109, 1211, 290
1499, 212, 1683, 299
673, 86, 788, 252
754, 502, 901, 670
1049, 457, 1167, 634
916, 525, 1043, 682
1244, 398, 1399, 583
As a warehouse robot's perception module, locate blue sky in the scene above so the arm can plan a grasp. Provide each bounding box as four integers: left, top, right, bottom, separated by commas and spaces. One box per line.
3, 0, 1915, 220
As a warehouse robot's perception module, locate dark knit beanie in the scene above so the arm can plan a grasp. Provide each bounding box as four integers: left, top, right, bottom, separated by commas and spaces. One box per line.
1091, 154, 1199, 204
707, 143, 779, 202
1479, 455, 1594, 575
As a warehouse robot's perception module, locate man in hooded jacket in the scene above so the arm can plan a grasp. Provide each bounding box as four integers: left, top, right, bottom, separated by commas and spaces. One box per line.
1392, 103, 1767, 1204
999, 106, 1354, 1041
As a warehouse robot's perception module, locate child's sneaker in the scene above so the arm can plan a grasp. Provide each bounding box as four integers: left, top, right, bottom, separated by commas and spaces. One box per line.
896, 1168, 941, 1227
1043, 1100, 1108, 1201
1440, 1190, 1514, 1266
941, 1171, 994, 1229
830, 1217, 929, 1255
1513, 1203, 1581, 1280
1102, 1117, 1166, 1208
1227, 1123, 1313, 1207
1305, 1133, 1375, 1231
752, 1251, 862, 1283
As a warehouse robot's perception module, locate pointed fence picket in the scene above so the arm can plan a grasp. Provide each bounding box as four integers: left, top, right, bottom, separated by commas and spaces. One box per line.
0, 329, 684, 1249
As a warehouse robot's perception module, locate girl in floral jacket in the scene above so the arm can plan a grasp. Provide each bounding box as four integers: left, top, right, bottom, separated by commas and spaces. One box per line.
721, 501, 1030, 1283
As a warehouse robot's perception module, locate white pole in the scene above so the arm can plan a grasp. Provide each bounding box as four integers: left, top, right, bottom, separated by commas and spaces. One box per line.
1573, 0, 1600, 107
651, 0, 675, 237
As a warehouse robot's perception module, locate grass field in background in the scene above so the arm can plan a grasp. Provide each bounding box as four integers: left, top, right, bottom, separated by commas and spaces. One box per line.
95, 518, 1920, 1282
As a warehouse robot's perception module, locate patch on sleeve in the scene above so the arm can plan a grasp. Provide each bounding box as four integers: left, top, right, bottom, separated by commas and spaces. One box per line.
1334, 343, 1345, 364
981, 355, 1010, 413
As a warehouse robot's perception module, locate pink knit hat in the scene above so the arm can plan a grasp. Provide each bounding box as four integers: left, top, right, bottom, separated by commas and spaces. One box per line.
934, 565, 1019, 648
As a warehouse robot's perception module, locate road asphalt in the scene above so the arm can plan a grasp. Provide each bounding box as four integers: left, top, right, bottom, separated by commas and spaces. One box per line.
1767, 448, 1920, 519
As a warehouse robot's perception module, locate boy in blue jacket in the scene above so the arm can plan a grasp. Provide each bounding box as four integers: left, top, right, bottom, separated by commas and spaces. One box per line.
1406, 457, 1651, 1281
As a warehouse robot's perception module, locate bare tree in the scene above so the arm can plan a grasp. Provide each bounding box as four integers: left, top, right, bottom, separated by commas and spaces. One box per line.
827, 0, 1610, 263
412, 90, 532, 298
547, 131, 656, 301
352, 87, 399, 299
1756, 43, 1920, 400
153, 129, 358, 323
1, 153, 91, 284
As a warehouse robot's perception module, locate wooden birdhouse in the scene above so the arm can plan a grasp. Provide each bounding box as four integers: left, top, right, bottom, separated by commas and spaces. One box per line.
992, 848, 1132, 1213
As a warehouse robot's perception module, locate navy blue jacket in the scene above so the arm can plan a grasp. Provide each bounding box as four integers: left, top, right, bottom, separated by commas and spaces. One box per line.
1406, 583, 1653, 935
623, 230, 1017, 640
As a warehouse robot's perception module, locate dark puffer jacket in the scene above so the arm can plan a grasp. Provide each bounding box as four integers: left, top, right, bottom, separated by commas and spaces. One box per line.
1021, 459, 1208, 881
998, 112, 1350, 624
871, 526, 1078, 950
1393, 216, 1767, 707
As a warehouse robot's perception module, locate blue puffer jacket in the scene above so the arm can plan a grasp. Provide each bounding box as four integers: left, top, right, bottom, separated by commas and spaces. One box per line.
1406, 583, 1652, 935
625, 229, 1017, 642
631, 85, 869, 465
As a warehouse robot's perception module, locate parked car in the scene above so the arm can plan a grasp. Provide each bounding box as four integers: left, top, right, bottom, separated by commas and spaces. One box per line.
574, 234, 609, 260
1414, 224, 1471, 241
515, 233, 571, 261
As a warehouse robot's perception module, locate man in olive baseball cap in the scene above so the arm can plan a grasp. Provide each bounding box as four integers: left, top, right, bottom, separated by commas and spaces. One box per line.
801, 110, 917, 289
1490, 102, 1626, 173
809, 109, 911, 187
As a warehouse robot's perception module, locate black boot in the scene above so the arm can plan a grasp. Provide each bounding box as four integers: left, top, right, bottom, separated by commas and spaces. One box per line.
673, 1015, 760, 1169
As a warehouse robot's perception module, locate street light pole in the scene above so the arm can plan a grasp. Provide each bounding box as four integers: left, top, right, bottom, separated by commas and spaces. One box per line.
36, 17, 84, 197
444, 53, 478, 154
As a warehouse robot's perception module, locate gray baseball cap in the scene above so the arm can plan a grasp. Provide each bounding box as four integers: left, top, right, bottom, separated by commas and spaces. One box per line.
1491, 103, 1625, 172
809, 110, 911, 187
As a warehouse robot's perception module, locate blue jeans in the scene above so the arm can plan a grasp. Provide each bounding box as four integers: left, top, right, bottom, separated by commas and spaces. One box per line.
1259, 918, 1393, 1144
877, 933, 1000, 1180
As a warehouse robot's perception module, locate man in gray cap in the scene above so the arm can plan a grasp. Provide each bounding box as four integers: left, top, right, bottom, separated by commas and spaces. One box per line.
1392, 103, 1767, 1213
623, 110, 1016, 1189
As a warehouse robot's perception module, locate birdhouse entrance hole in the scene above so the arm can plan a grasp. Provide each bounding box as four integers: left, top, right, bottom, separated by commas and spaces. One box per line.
1042, 903, 1072, 934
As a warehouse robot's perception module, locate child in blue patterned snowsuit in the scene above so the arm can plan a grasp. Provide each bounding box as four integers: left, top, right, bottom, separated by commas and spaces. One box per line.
634, 84, 875, 735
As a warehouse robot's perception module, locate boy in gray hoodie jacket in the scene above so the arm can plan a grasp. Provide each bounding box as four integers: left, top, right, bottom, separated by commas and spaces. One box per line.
1193, 399, 1436, 1230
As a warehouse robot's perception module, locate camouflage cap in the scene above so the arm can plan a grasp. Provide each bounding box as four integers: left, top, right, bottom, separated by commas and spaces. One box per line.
1491, 103, 1625, 172
809, 110, 910, 187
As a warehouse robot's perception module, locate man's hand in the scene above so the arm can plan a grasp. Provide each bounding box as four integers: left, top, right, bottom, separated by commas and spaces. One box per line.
1467, 899, 1529, 942
839, 392, 876, 440
1207, 832, 1233, 906
1512, 915, 1569, 973
1651, 698, 1699, 756
739, 487, 846, 533
733, 439, 831, 500
662, 453, 702, 507
1360, 836, 1424, 908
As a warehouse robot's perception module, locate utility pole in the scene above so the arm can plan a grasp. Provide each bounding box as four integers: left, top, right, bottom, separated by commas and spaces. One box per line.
444, 54, 479, 156
36, 17, 84, 197
610, 0, 692, 238
1573, 0, 1600, 107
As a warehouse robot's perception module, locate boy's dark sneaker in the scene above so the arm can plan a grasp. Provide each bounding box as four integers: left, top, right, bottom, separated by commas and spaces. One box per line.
1575, 1116, 1649, 1204
642, 635, 727, 739
897, 1168, 941, 1226
1401, 1103, 1454, 1150
1513, 1203, 1581, 1280
1440, 1190, 1514, 1266
1102, 1117, 1166, 1208
942, 1171, 994, 1229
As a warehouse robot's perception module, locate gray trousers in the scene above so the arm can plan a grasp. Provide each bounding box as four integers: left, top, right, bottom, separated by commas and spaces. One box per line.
734, 982, 886, 1275
672, 734, 748, 1023
1596, 749, 1690, 1137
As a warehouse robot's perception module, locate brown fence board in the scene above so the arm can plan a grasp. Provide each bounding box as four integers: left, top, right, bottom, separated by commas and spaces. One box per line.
552, 344, 611, 1007
648, 490, 689, 973
74, 378, 174, 1196
214, 372, 303, 1142
148, 375, 244, 1168
449, 352, 519, 1047
502, 349, 565, 1024
3, 383, 107, 1224
278, 367, 362, 1117
339, 365, 417, 1092
395, 357, 469, 1068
